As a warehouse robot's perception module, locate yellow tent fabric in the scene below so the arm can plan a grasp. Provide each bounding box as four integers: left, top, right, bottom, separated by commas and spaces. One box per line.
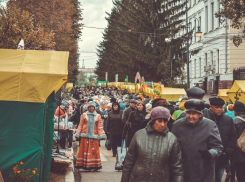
161, 88, 186, 101
66, 83, 74, 92
0, 49, 69, 103
217, 89, 229, 102
227, 80, 245, 104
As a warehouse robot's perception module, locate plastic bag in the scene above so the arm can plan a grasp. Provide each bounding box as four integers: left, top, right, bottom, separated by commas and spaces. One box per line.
105, 139, 111, 151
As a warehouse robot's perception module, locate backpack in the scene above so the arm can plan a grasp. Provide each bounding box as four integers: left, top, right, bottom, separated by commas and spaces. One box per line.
236, 116, 245, 153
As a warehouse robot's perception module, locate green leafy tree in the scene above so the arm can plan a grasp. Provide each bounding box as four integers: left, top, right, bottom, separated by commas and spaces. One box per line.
9, 0, 83, 83
0, 4, 55, 49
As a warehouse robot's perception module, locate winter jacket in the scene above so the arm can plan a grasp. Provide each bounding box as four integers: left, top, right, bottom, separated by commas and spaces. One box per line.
75, 111, 106, 140
177, 107, 216, 121
107, 110, 123, 135
225, 111, 235, 119
233, 114, 245, 164
55, 106, 66, 118
119, 102, 126, 111
212, 113, 237, 167
172, 117, 223, 182
102, 110, 110, 133
122, 106, 135, 125
124, 110, 146, 147
121, 122, 183, 182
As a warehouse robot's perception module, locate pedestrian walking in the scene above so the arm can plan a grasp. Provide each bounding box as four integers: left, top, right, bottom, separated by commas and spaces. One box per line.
121, 107, 183, 182
123, 101, 146, 147
177, 87, 216, 121
209, 97, 237, 182
75, 101, 106, 171
172, 99, 223, 182
121, 99, 137, 126
102, 103, 112, 138
107, 102, 123, 157
233, 101, 245, 182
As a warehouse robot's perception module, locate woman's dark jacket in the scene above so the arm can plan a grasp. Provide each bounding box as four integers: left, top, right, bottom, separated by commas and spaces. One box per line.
107, 110, 123, 135
124, 109, 146, 147
121, 122, 183, 182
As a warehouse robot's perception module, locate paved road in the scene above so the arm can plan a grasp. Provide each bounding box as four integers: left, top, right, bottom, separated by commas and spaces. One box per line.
79, 140, 122, 182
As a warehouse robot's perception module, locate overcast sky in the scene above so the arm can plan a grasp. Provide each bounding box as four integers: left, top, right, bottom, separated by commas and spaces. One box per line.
78, 0, 114, 69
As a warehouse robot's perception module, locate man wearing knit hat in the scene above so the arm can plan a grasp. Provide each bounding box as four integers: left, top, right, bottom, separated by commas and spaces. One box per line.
209, 97, 236, 182
177, 87, 215, 121
232, 101, 245, 182
172, 99, 223, 182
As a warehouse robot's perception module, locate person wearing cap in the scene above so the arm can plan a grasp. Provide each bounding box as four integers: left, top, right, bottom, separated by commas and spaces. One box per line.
172, 99, 223, 182
232, 101, 245, 182
177, 87, 215, 121
75, 101, 106, 171
102, 103, 112, 138
121, 99, 138, 126
208, 97, 237, 182
121, 106, 183, 182
143, 95, 150, 105
225, 104, 235, 119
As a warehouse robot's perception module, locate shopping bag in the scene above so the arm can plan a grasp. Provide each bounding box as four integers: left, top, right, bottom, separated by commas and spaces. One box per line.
115, 139, 127, 170
105, 138, 111, 150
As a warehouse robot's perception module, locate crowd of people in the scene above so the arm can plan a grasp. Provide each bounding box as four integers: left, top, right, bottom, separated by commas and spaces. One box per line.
54, 85, 245, 182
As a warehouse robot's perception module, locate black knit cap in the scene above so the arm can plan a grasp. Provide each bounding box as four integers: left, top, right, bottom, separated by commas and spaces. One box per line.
234, 101, 245, 113
184, 99, 205, 114
209, 97, 225, 106
187, 87, 205, 98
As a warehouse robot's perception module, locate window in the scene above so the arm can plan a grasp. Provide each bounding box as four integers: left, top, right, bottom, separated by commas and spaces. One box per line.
189, 0, 192, 8
199, 58, 201, 77
205, 53, 207, 66
194, 59, 196, 77
205, 6, 208, 32
211, 2, 214, 30
193, 0, 196, 5
211, 51, 213, 65
217, 50, 219, 73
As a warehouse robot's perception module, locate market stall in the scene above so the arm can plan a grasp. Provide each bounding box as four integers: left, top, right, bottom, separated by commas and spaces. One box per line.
0, 49, 68, 181
217, 89, 230, 102
227, 80, 245, 104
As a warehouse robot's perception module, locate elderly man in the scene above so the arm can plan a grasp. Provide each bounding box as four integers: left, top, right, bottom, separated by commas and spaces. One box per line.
209, 97, 237, 182
122, 99, 137, 125
177, 87, 215, 121
172, 99, 223, 182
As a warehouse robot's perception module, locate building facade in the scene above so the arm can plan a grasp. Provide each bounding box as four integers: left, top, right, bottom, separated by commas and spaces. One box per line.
185, 0, 245, 94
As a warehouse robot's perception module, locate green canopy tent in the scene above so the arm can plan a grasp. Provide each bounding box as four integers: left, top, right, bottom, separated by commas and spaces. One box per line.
0, 49, 69, 181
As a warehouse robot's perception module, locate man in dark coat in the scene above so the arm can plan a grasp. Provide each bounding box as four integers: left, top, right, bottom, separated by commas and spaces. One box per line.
177, 87, 215, 121
172, 99, 223, 182
121, 99, 137, 125
233, 101, 245, 182
209, 97, 237, 182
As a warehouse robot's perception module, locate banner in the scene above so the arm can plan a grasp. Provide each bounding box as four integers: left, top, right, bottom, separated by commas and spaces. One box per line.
115, 74, 118, 82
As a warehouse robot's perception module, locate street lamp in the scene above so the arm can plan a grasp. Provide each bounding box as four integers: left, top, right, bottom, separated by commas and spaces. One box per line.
196, 26, 202, 37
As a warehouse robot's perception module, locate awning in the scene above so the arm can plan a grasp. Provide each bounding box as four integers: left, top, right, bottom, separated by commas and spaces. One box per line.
0, 49, 69, 103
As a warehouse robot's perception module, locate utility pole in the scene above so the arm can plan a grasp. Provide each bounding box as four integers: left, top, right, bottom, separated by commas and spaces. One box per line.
185, 0, 190, 89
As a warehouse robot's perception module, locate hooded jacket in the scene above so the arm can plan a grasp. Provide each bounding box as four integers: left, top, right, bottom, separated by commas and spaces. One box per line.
75, 110, 106, 140
107, 103, 123, 135
121, 122, 183, 182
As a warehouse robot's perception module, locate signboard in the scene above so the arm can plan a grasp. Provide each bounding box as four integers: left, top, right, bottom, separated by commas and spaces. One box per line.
115, 74, 118, 82
105, 72, 108, 82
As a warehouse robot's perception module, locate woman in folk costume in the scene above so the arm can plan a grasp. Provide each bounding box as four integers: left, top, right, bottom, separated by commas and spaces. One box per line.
75, 101, 107, 171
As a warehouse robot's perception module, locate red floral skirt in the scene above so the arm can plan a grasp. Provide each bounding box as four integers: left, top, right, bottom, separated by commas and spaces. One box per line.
76, 137, 102, 170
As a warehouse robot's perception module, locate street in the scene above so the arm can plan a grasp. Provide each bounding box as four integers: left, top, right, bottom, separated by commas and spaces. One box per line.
79, 140, 122, 182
